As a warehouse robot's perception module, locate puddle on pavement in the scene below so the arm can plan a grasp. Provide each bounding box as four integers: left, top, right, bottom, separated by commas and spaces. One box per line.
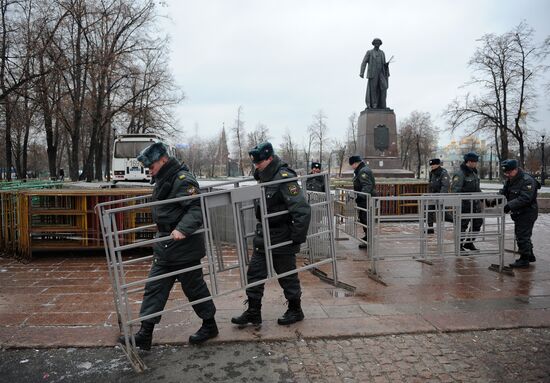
329, 288, 355, 298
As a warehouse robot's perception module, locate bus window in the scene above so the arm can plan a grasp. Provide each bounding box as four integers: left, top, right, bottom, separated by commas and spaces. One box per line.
114, 141, 153, 158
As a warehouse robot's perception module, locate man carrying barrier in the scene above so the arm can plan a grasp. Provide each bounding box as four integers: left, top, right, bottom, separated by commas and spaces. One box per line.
426, 158, 453, 234
500, 159, 540, 268
231, 142, 312, 328
349, 155, 376, 249
451, 152, 483, 253
306, 161, 325, 192
118, 142, 218, 350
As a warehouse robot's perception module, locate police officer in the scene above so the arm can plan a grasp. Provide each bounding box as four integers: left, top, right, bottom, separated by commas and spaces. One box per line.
451, 152, 483, 253
500, 159, 539, 268
427, 158, 452, 234
349, 155, 376, 249
120, 142, 218, 350
306, 162, 326, 192
231, 142, 311, 328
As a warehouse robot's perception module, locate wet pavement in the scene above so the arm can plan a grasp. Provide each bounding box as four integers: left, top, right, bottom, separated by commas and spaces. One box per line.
1, 328, 549, 382
0, 214, 549, 380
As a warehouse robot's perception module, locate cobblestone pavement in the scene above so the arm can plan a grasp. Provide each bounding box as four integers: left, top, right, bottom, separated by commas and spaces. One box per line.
1, 328, 549, 383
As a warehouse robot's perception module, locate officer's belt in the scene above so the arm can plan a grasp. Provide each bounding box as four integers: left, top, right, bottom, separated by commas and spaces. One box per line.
157, 223, 177, 232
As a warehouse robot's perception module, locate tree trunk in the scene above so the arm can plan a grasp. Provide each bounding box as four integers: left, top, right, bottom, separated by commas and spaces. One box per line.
3, 96, 13, 180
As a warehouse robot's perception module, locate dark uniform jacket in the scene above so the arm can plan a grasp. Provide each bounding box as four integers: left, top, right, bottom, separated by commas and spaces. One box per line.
451, 163, 481, 210
306, 173, 325, 192
151, 157, 205, 266
428, 166, 450, 193
500, 168, 538, 216
451, 163, 481, 193
253, 155, 311, 255
353, 161, 376, 204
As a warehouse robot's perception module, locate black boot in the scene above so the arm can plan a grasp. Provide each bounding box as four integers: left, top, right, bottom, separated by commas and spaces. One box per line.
427, 228, 434, 234
118, 322, 154, 351
462, 242, 478, 251
277, 299, 305, 325
231, 299, 262, 327
528, 250, 536, 263
510, 253, 530, 268
189, 318, 219, 345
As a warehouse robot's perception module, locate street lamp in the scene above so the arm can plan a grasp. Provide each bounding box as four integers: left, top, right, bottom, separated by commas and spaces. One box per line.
542, 134, 546, 186
489, 145, 493, 181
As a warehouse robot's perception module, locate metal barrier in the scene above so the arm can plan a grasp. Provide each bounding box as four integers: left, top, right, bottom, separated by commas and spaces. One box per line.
0, 182, 63, 260
96, 173, 338, 372
333, 189, 510, 284
334, 188, 373, 255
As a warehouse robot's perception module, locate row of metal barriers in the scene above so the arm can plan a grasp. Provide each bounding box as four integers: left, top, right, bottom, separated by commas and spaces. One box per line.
95, 173, 513, 371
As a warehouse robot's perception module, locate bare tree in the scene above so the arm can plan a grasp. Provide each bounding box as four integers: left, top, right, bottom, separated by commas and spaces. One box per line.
217, 125, 229, 176
444, 22, 549, 167
346, 112, 358, 155
308, 109, 328, 164
280, 129, 298, 169
231, 105, 246, 176
399, 111, 437, 178
247, 122, 270, 148
332, 139, 347, 177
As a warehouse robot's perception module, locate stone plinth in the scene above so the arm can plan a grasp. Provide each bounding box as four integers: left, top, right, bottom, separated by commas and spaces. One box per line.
356, 108, 414, 178
358, 108, 398, 157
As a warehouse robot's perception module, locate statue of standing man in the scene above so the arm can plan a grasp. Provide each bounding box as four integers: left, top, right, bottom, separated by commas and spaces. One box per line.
360, 38, 390, 109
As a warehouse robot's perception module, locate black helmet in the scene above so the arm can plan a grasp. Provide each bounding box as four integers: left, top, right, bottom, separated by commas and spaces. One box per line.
500, 159, 518, 172
463, 152, 479, 162
248, 142, 274, 163
348, 155, 362, 165
137, 142, 168, 167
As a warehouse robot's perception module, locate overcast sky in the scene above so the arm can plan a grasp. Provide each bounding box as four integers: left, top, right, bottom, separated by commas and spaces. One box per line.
158, 0, 550, 150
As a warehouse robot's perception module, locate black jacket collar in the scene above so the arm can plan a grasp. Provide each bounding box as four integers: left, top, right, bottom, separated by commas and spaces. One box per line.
153, 157, 183, 185
354, 161, 365, 175
460, 162, 477, 174
254, 155, 285, 182
431, 166, 443, 175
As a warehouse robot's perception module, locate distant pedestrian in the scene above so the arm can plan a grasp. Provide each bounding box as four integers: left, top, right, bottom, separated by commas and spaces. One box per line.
306, 162, 325, 192
349, 155, 376, 248
59, 168, 65, 181
427, 158, 453, 234
451, 152, 482, 253
500, 159, 539, 268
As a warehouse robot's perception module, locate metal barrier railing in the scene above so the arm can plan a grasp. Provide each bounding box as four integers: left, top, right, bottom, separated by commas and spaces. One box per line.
334, 188, 373, 255
95, 173, 338, 372
333, 190, 510, 284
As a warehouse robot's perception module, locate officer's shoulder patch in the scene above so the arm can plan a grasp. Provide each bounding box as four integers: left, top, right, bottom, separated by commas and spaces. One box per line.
178, 174, 186, 180
527, 184, 532, 190
452, 175, 459, 181
361, 173, 367, 179
280, 171, 289, 177
287, 182, 299, 196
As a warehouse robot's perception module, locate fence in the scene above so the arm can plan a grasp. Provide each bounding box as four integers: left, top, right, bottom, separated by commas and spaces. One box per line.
96, 173, 337, 371
333, 189, 510, 284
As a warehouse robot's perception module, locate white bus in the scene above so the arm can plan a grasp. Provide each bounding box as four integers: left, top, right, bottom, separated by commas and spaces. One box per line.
112, 134, 176, 182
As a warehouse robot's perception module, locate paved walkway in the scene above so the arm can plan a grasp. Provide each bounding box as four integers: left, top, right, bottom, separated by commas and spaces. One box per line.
0, 215, 549, 349
1, 328, 549, 382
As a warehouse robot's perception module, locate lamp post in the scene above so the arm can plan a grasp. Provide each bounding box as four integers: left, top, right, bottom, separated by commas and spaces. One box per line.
542, 134, 546, 186
489, 145, 493, 181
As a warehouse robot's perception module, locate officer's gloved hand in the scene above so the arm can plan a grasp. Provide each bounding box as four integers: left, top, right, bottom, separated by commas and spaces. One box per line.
503, 204, 511, 213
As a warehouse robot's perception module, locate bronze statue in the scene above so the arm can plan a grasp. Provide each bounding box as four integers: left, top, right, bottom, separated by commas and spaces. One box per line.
360, 38, 390, 109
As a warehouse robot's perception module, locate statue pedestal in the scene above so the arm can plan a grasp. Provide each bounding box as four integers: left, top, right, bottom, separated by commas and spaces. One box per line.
357, 108, 414, 178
